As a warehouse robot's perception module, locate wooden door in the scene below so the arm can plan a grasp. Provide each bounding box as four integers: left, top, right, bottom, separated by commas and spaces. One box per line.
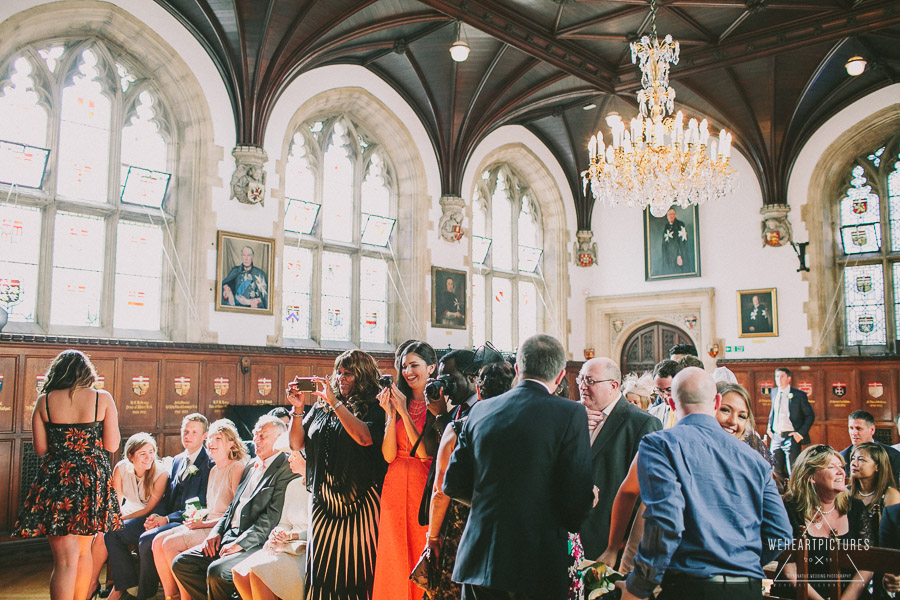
620, 322, 693, 375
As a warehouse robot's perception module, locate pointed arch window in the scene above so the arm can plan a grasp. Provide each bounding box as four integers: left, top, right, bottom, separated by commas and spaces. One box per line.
835, 135, 900, 347
0, 42, 174, 336
282, 116, 395, 347
471, 165, 545, 352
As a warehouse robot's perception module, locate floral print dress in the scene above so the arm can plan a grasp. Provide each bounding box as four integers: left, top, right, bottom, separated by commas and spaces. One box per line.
13, 392, 121, 537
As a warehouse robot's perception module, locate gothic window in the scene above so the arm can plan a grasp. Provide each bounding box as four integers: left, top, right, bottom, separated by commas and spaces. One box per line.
836, 135, 900, 347
282, 116, 393, 346
0, 42, 173, 334
471, 165, 545, 352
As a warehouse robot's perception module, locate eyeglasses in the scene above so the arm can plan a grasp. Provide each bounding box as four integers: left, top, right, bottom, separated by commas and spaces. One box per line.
576, 375, 615, 388
809, 444, 833, 456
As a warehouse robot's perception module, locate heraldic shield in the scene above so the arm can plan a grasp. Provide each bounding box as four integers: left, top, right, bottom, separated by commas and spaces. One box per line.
174, 376, 191, 397
133, 375, 150, 396
258, 377, 272, 397
214, 377, 230, 396
832, 382, 847, 397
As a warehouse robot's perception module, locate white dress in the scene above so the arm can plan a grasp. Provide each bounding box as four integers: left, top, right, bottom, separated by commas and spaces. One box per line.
232, 477, 310, 600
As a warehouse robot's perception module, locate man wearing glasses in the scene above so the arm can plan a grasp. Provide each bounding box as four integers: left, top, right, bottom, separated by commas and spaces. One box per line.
577, 357, 661, 560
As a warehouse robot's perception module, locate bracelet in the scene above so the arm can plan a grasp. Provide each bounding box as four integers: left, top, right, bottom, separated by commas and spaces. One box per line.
427, 534, 440, 542
333, 400, 344, 410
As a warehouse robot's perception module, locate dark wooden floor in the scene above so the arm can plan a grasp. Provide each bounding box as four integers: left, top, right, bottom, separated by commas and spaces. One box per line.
1, 555, 55, 599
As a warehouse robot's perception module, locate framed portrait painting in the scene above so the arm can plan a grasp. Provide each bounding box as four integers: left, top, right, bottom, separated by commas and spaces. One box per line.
216, 231, 275, 315
737, 288, 778, 338
643, 205, 701, 281
431, 267, 466, 330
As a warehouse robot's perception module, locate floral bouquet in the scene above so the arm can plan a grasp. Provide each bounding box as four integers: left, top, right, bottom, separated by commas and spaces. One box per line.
579, 560, 624, 599
182, 497, 208, 522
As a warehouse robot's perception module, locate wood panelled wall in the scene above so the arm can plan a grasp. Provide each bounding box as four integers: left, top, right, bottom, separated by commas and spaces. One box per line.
0, 337, 403, 542
719, 357, 900, 450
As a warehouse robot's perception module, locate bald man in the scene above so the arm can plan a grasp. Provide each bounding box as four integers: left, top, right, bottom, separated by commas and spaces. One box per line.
577, 357, 660, 559
621, 368, 791, 600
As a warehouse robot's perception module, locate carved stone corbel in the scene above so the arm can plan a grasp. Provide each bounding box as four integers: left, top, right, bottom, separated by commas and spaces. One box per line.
574, 229, 598, 266
760, 204, 792, 247
230, 145, 268, 206
439, 195, 465, 242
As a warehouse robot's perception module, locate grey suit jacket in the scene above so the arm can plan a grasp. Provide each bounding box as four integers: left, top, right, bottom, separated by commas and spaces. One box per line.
580, 395, 661, 559
214, 452, 297, 551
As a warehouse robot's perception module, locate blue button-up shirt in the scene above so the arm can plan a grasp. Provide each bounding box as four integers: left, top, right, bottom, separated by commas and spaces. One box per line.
626, 413, 791, 598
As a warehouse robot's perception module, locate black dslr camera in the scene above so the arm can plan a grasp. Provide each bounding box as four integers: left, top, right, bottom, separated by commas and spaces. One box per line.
378, 374, 394, 389
425, 374, 457, 400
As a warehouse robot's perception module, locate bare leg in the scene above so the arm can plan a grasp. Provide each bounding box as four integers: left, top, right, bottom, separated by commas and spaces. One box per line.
73, 536, 94, 600
153, 529, 187, 599
248, 572, 278, 600
232, 570, 252, 600
48, 534, 93, 600
84, 534, 107, 599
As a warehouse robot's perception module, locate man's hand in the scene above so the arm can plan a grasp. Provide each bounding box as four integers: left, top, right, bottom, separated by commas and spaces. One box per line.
884, 573, 900, 593
790, 432, 803, 443
676, 256, 683, 267
219, 541, 242, 557
592, 485, 600, 508
202, 534, 222, 557
144, 514, 168, 530
222, 285, 234, 303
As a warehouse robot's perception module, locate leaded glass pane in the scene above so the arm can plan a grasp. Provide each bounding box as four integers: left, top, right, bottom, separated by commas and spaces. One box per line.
518, 196, 541, 248
38, 46, 64, 73
0, 57, 48, 148
361, 152, 390, 218
113, 221, 162, 330
894, 263, 900, 340
322, 123, 353, 243
888, 159, 900, 251
283, 245, 312, 339
492, 277, 512, 351
472, 273, 485, 346
121, 91, 167, 199
285, 133, 315, 203
51, 212, 105, 326
57, 49, 110, 203
518, 280, 538, 345
491, 173, 512, 270
839, 166, 880, 226
0, 204, 41, 322
360, 257, 387, 344
472, 194, 486, 237
321, 251, 351, 341
840, 224, 881, 254
843, 264, 886, 345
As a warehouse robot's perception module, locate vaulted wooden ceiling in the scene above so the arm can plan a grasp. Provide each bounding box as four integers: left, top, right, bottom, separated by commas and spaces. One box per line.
153, 0, 900, 228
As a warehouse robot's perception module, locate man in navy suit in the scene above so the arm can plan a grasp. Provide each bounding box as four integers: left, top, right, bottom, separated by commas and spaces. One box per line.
444, 334, 595, 600
766, 366, 814, 482
840, 410, 900, 483
881, 503, 900, 593
106, 413, 212, 599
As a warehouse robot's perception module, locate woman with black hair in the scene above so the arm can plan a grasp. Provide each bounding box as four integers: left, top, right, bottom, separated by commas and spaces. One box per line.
373, 340, 438, 600
13, 349, 122, 600
287, 349, 387, 600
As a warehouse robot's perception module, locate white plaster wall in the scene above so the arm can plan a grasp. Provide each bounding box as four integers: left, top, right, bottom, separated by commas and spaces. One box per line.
582, 150, 810, 360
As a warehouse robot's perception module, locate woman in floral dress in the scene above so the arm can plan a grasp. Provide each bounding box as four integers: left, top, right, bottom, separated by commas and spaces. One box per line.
13, 349, 122, 600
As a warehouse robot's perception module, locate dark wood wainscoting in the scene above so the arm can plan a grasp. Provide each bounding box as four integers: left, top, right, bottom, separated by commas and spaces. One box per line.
0, 335, 400, 542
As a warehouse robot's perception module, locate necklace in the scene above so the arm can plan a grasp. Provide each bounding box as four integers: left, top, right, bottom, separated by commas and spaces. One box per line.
818, 505, 836, 515
408, 397, 427, 424
857, 489, 876, 497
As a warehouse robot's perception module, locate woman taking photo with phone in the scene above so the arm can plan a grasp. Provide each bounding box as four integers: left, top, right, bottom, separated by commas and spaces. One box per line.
288, 349, 387, 600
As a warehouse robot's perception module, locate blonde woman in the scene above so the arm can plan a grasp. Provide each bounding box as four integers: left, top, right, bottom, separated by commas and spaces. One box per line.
621, 372, 654, 410
152, 420, 247, 600
12, 349, 121, 600
104, 434, 168, 600
774, 445, 873, 600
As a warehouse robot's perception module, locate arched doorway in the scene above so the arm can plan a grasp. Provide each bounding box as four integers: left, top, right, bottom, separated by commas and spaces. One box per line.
620, 321, 694, 375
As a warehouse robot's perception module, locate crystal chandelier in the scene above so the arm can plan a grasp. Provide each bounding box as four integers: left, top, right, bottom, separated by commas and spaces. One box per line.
582, 0, 736, 217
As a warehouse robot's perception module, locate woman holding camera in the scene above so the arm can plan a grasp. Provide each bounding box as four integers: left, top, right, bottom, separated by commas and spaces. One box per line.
287, 349, 387, 600
373, 341, 438, 600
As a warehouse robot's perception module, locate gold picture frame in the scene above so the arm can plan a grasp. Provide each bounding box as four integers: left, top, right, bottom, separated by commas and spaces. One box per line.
215, 231, 275, 315
737, 288, 778, 338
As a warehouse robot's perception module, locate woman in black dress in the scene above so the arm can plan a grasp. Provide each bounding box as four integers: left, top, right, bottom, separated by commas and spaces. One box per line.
13, 349, 122, 600
287, 349, 387, 600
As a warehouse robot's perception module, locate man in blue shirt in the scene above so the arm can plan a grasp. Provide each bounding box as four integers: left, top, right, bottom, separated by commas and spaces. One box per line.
621, 367, 791, 600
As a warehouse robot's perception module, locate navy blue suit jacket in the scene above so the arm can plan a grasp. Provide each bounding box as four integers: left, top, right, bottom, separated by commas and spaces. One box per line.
767, 386, 814, 445
880, 503, 900, 549
162, 447, 212, 523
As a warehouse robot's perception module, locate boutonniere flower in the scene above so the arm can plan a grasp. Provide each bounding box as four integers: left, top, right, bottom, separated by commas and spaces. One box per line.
186, 465, 199, 476
788, 393, 793, 400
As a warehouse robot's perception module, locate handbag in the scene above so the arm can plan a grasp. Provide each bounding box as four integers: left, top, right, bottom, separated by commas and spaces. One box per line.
409, 546, 437, 592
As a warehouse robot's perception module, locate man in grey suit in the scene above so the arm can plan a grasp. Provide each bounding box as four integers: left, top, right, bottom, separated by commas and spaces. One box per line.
173, 416, 296, 600
444, 334, 595, 600
578, 357, 662, 560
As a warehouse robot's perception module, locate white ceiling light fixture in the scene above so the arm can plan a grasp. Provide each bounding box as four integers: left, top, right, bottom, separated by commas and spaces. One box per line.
450, 22, 470, 62
845, 56, 867, 77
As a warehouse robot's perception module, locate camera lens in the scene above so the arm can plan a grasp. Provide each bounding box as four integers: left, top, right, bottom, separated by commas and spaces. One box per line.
424, 379, 445, 400
378, 374, 393, 389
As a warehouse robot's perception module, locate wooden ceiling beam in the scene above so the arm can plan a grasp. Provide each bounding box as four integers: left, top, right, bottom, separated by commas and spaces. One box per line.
556, 5, 645, 37
615, 0, 900, 91
414, 0, 617, 92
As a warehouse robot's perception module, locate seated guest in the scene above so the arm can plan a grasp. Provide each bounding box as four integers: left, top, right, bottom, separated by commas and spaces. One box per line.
849, 442, 900, 534
773, 444, 873, 600
172, 416, 295, 600
881, 503, 900, 595
232, 441, 309, 600
622, 372, 654, 410
620, 367, 791, 600
267, 407, 291, 425
841, 410, 900, 485
423, 360, 514, 600
109, 414, 212, 600
716, 382, 771, 463
153, 419, 247, 600
104, 433, 169, 600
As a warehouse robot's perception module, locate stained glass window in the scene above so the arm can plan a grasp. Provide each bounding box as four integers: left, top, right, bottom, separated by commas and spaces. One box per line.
114, 221, 163, 330
839, 166, 881, 254
889, 161, 900, 251
50, 212, 105, 326
0, 204, 41, 322
843, 265, 886, 345
0, 57, 48, 148
57, 49, 111, 203
120, 91, 167, 201
492, 278, 512, 352
283, 245, 313, 339
518, 280, 538, 344
472, 273, 485, 346
283, 116, 395, 345
491, 172, 513, 270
